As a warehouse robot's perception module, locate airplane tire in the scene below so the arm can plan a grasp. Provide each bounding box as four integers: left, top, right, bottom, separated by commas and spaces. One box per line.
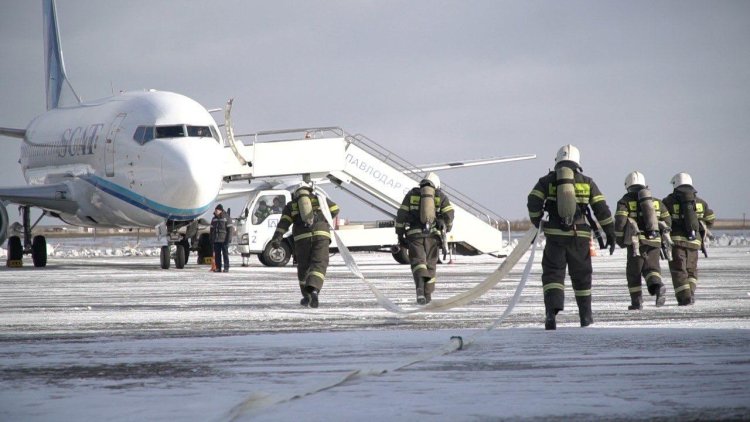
160, 245, 170, 269
8, 236, 23, 261
261, 241, 291, 267
178, 238, 190, 263
174, 244, 186, 269
392, 247, 409, 265
31, 235, 47, 267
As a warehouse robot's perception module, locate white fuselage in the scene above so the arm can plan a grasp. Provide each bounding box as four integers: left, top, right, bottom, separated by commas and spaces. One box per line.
20, 90, 224, 228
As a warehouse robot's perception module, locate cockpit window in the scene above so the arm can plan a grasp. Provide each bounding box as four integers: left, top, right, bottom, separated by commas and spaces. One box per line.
209, 126, 222, 144
133, 126, 155, 145
156, 125, 186, 138
187, 125, 211, 138
133, 124, 215, 144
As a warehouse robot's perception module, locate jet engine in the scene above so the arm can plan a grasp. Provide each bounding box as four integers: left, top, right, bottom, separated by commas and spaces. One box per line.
0, 202, 8, 246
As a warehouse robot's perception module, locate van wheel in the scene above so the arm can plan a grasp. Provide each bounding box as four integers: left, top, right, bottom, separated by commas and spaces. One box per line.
392, 247, 409, 265
261, 241, 291, 267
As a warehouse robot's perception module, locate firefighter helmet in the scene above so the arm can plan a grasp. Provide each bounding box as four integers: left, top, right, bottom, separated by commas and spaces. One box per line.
671, 172, 693, 188
421, 172, 441, 189
624, 171, 647, 190
554, 144, 580, 166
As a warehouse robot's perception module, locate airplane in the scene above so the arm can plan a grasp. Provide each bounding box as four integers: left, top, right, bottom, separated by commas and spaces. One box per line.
0, 0, 535, 271
0, 0, 230, 269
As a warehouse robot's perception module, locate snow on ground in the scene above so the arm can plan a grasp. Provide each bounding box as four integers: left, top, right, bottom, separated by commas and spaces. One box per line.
0, 238, 748, 421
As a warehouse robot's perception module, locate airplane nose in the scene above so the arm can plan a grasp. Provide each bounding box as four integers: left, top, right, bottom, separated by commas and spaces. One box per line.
160, 141, 223, 218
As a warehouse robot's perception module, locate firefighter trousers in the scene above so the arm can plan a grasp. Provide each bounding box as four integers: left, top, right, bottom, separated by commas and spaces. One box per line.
668, 246, 699, 304
541, 236, 592, 323
626, 245, 663, 299
294, 236, 330, 295
407, 235, 439, 296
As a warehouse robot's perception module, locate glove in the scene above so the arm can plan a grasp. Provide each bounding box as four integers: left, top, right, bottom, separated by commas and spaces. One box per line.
606, 231, 616, 255
445, 223, 452, 233
531, 218, 540, 229
270, 237, 281, 249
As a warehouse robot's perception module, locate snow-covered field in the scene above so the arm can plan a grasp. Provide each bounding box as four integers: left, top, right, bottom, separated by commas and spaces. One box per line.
1, 238, 748, 421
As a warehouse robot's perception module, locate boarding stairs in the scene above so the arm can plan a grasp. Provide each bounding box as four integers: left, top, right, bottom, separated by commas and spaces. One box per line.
222, 127, 512, 256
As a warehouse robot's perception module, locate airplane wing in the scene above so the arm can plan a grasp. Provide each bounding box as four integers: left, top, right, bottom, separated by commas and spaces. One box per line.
0, 127, 26, 139
413, 154, 536, 172
0, 183, 78, 214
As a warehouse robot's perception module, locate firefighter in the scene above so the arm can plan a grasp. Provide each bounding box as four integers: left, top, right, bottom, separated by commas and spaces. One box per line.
270, 184, 339, 308
395, 172, 455, 305
614, 171, 671, 310
527, 144, 615, 330
661, 172, 715, 306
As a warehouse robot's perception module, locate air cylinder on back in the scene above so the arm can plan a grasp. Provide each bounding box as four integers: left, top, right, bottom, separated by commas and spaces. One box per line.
637, 188, 659, 238
420, 185, 436, 225
556, 166, 577, 227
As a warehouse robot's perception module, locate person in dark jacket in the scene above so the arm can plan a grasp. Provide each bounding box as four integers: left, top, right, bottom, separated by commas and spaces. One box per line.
614, 171, 671, 310
527, 144, 615, 330
661, 172, 715, 306
210, 204, 230, 272
395, 172, 455, 305
270, 184, 339, 308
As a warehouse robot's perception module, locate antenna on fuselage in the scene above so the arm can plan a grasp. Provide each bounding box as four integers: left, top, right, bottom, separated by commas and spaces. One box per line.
43, 0, 81, 110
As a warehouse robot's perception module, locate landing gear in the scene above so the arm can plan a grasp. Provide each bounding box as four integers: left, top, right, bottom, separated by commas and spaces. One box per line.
6, 206, 47, 268
174, 244, 186, 269
31, 235, 47, 267
7, 236, 23, 265
160, 245, 171, 269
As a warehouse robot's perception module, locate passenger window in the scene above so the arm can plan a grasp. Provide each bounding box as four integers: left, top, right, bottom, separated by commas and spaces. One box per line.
155, 125, 186, 138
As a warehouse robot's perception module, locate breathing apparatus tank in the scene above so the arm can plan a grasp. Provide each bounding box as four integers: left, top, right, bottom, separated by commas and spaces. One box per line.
671, 173, 699, 241
555, 166, 577, 228
419, 173, 439, 226
295, 185, 315, 226
637, 188, 659, 239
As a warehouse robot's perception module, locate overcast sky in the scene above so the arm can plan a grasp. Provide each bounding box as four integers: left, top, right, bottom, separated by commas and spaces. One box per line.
1, 0, 748, 225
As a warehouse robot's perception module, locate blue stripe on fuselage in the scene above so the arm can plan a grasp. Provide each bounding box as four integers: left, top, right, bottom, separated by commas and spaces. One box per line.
81, 175, 211, 220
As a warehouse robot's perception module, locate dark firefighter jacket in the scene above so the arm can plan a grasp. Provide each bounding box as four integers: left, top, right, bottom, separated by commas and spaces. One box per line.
395, 187, 455, 237
661, 187, 715, 249
527, 163, 614, 239
614, 191, 671, 248
273, 196, 340, 242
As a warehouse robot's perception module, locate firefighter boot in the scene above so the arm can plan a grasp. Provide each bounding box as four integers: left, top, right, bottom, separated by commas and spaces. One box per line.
308, 287, 319, 309
576, 296, 593, 327
628, 293, 643, 311
544, 304, 556, 331
655, 285, 667, 307
416, 278, 426, 305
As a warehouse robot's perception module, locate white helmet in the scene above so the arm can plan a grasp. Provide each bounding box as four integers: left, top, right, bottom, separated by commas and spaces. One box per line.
421, 172, 440, 189
671, 172, 693, 188
554, 144, 580, 166
624, 171, 647, 190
